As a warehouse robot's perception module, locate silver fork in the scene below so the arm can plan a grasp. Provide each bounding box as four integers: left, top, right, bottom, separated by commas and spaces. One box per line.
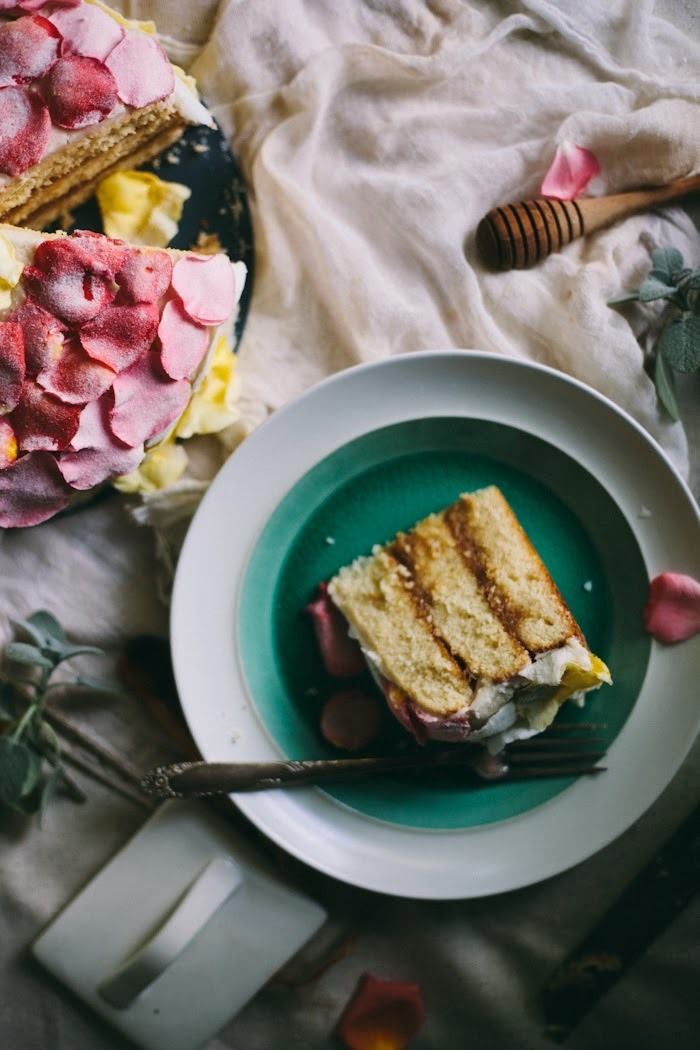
140, 725, 608, 799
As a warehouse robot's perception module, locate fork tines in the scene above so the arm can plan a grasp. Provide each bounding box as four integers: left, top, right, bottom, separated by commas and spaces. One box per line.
501, 726, 609, 780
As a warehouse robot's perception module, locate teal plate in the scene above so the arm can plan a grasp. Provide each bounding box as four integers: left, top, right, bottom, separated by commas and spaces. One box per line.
239, 417, 649, 831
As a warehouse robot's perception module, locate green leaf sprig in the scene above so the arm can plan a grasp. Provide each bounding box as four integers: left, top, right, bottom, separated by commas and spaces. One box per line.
0, 610, 106, 819
609, 246, 700, 421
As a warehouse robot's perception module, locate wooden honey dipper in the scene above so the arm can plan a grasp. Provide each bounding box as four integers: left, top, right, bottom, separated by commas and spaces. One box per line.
476, 173, 700, 270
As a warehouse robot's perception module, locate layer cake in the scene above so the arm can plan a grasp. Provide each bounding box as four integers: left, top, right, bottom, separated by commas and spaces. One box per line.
0, 0, 212, 228
328, 486, 611, 747
0, 222, 246, 526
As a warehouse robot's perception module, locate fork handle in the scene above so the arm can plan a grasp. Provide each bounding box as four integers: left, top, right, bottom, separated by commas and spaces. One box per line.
140, 751, 493, 799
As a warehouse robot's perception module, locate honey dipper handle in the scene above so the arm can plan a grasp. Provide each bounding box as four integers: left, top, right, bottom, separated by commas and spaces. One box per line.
477, 172, 700, 271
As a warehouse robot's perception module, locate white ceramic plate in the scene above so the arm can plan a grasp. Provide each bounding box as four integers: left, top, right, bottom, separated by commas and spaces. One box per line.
171, 352, 700, 899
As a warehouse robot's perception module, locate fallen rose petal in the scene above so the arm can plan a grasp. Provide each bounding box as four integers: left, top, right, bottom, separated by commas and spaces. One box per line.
80, 301, 159, 371
337, 973, 425, 1050
0, 85, 51, 176
305, 582, 366, 676
643, 572, 700, 643
24, 238, 116, 325
171, 254, 236, 326
9, 378, 81, 451
0, 418, 17, 468
0, 321, 26, 412
0, 449, 74, 526
157, 297, 209, 380
320, 690, 383, 752
105, 29, 174, 109
116, 247, 172, 305
47, 2, 123, 62
45, 54, 118, 129
57, 441, 143, 490
0, 15, 61, 88
541, 140, 600, 200
37, 336, 115, 404
6, 298, 65, 375
110, 350, 190, 447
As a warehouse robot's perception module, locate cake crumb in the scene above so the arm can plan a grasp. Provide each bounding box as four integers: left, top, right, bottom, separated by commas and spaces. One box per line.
325, 536, 336, 545
583, 580, 593, 592
230, 728, 242, 743
304, 686, 320, 698
191, 142, 209, 154
639, 505, 653, 518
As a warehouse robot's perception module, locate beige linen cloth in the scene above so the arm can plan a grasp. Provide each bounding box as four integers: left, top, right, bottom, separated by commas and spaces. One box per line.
1, 2, 699, 1049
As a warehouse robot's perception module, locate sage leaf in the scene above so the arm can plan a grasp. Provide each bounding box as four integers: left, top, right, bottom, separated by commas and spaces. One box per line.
4, 642, 54, 669
54, 645, 104, 664
659, 313, 700, 374
654, 352, 680, 421
73, 677, 122, 696
650, 246, 684, 283
0, 736, 42, 804
28, 610, 66, 645
10, 617, 47, 649
638, 277, 677, 302
607, 290, 640, 305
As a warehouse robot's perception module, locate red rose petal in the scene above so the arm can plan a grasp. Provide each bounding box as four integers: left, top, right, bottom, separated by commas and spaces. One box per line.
105, 29, 174, 109
0, 450, 73, 527
0, 321, 26, 412
9, 378, 81, 451
45, 54, 117, 129
80, 301, 158, 372
171, 254, 236, 326
72, 229, 128, 274
6, 298, 65, 376
109, 350, 190, 447
47, 2, 123, 62
116, 247, 172, 305
541, 141, 601, 200
37, 336, 115, 405
0, 85, 51, 176
643, 572, 700, 644
337, 973, 425, 1050
157, 297, 209, 381
0, 15, 61, 88
320, 690, 383, 752
305, 582, 366, 676
57, 441, 143, 490
0, 418, 17, 469
23, 238, 116, 325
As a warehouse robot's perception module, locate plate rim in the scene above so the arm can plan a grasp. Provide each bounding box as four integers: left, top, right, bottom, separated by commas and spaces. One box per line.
171, 350, 700, 899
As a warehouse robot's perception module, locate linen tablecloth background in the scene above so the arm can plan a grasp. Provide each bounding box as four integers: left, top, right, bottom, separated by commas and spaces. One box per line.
1, 2, 698, 1048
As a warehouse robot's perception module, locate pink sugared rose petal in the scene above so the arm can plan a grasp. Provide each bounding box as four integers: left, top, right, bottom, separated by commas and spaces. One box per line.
0, 450, 73, 527
305, 582, 365, 676
80, 301, 159, 371
0, 15, 61, 87
6, 298, 66, 376
24, 238, 116, 325
110, 350, 190, 447
643, 572, 700, 644
9, 379, 81, 451
37, 337, 115, 405
541, 140, 600, 200
57, 442, 143, 490
47, 3, 123, 62
68, 392, 112, 451
116, 247, 172, 305
320, 690, 383, 752
157, 297, 209, 381
45, 54, 118, 129
0, 85, 51, 176
336, 973, 425, 1050
0, 321, 26, 412
105, 29, 174, 109
72, 229, 128, 274
0, 418, 17, 469
171, 254, 236, 326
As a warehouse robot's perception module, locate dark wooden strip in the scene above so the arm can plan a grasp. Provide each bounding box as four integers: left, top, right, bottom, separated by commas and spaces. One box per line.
531, 198, 553, 259
542, 197, 565, 250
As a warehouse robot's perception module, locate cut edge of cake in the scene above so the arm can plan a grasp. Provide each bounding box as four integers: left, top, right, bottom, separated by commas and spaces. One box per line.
328, 486, 611, 747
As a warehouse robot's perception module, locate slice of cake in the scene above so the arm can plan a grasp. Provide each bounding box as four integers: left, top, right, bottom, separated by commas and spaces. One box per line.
0, 1, 213, 229
327, 486, 611, 747
0, 222, 246, 526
